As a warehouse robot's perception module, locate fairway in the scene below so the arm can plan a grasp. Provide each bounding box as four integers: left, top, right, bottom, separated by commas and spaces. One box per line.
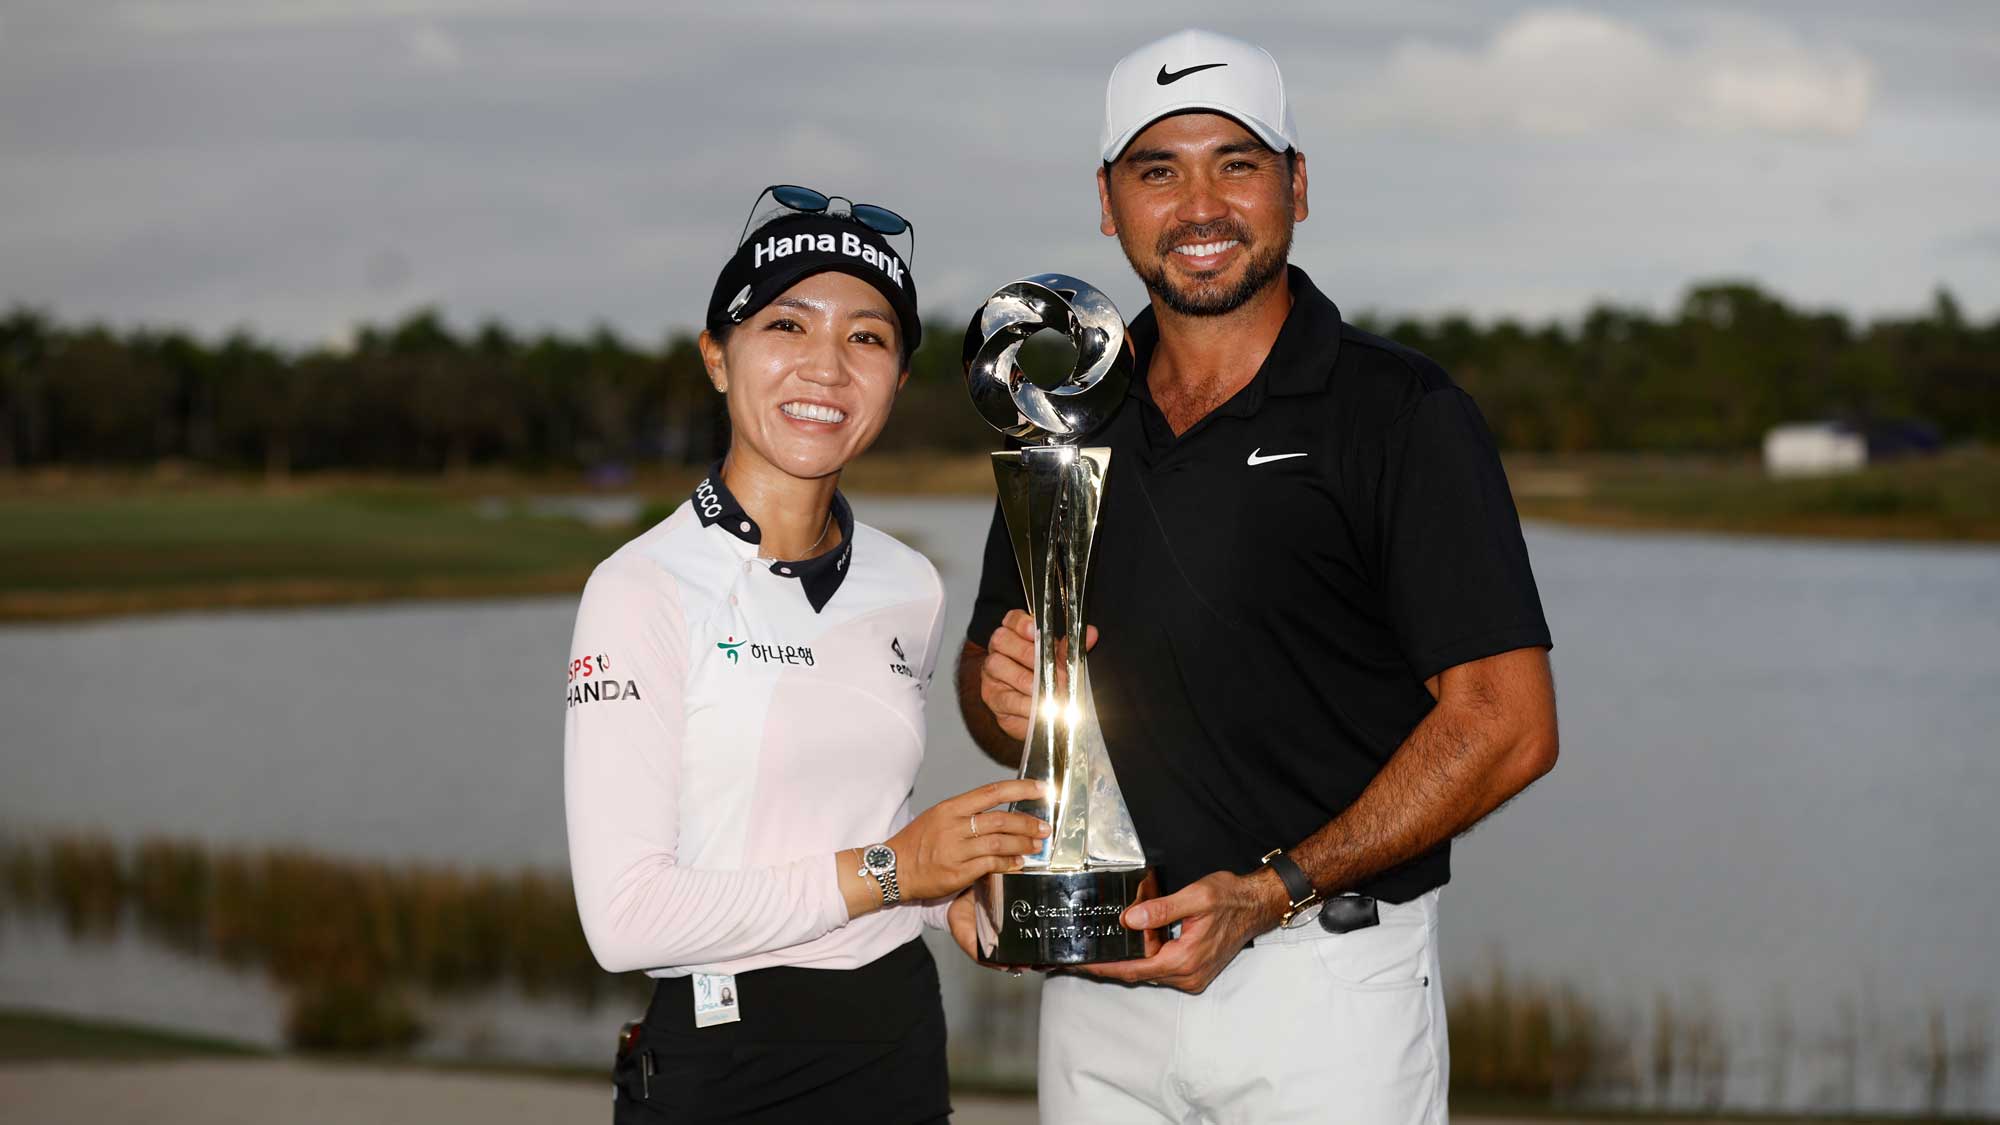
2, 450, 1995, 622
0, 482, 642, 620
1510, 448, 2000, 543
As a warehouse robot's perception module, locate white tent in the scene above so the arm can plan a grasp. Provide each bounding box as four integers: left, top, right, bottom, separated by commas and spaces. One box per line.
1764, 423, 1866, 477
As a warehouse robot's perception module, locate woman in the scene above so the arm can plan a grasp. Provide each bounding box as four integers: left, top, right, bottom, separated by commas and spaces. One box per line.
564, 185, 1046, 1124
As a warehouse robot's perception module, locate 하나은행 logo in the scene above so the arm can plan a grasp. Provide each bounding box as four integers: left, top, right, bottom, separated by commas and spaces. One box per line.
717, 634, 817, 668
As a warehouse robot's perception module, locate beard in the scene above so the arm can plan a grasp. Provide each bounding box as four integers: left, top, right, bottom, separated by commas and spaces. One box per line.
1125, 219, 1294, 317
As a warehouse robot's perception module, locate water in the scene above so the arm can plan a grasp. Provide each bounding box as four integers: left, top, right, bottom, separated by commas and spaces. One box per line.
3, 500, 1997, 1111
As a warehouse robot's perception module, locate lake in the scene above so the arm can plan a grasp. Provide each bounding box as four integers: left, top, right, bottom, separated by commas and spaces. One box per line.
2, 497, 1996, 1113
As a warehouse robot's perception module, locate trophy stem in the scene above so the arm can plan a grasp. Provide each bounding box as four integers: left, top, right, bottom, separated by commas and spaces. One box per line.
1041, 452, 1089, 873
990, 446, 1144, 876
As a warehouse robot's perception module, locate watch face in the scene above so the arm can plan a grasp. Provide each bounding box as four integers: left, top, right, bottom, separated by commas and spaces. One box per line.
863, 845, 895, 874
1284, 900, 1324, 929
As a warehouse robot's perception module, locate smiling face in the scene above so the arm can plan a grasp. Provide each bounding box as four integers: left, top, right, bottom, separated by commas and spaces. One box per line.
698, 270, 908, 483
1098, 112, 1308, 317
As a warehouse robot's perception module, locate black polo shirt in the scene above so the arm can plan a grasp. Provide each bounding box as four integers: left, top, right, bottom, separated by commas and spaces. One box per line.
967, 267, 1552, 902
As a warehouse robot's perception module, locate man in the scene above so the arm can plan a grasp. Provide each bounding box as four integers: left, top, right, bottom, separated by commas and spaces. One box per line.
954, 28, 1560, 1123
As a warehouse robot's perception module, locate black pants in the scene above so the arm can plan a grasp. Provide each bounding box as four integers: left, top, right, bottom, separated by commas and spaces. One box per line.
613, 939, 951, 1125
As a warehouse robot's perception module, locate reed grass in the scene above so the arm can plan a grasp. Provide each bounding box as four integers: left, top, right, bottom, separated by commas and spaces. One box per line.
1448, 959, 1625, 1102
0, 830, 641, 1051
5, 830, 1992, 1112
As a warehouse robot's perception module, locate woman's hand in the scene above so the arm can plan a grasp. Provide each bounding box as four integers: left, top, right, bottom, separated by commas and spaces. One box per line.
886, 778, 1049, 902
946, 889, 982, 961
945, 888, 1029, 974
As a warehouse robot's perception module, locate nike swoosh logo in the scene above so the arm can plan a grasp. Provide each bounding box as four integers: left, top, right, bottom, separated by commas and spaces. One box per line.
1157, 62, 1227, 85
1247, 449, 1308, 466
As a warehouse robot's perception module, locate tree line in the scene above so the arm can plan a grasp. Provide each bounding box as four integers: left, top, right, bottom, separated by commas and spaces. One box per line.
0, 281, 1991, 475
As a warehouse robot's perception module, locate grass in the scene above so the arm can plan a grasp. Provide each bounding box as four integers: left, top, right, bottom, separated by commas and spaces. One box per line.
0, 474, 640, 621
0, 1005, 605, 1085
3, 831, 1993, 1117
1510, 447, 2000, 542
0, 1008, 266, 1061
1, 831, 643, 1052
0, 1011, 1984, 1124
0, 448, 1994, 621
0, 1008, 610, 1083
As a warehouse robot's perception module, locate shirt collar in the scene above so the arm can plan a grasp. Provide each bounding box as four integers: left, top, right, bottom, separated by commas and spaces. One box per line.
691, 462, 855, 613
1126, 265, 1344, 417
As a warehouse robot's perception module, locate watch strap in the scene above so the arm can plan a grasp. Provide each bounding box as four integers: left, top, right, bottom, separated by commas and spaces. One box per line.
1261, 848, 1317, 917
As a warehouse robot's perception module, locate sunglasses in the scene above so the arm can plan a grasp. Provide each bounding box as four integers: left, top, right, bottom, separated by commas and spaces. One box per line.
736, 184, 916, 265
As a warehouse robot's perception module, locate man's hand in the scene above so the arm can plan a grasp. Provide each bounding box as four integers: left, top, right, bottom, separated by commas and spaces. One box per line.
977, 610, 1099, 742
1076, 868, 1287, 994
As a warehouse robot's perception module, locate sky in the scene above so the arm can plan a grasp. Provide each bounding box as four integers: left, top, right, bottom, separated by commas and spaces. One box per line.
2, 0, 1997, 347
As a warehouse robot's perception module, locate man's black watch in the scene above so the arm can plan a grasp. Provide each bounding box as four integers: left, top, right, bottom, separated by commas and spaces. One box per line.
1261, 848, 1322, 929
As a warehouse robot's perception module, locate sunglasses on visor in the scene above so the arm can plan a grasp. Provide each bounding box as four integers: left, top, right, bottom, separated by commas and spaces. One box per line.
736, 184, 916, 265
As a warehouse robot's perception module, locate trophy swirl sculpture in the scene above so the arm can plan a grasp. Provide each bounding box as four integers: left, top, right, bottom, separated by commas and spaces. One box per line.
964, 274, 1151, 965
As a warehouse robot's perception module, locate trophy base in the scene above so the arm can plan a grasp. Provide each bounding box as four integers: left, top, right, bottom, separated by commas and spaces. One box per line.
974, 866, 1150, 968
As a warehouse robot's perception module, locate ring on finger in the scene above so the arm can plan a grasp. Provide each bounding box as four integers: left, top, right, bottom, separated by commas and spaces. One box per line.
968, 814, 979, 838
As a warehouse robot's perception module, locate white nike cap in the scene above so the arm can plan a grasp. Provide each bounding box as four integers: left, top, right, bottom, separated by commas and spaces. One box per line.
1100, 28, 1298, 164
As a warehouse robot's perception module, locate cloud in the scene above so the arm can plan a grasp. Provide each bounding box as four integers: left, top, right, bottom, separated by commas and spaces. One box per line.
5, 1, 1991, 343
403, 23, 459, 70
773, 125, 866, 181
114, 1, 532, 34
107, 0, 1055, 36
1938, 227, 2000, 260
1343, 7, 1873, 137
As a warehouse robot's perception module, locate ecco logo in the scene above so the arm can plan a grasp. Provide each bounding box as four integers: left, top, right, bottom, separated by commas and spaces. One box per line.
888, 636, 915, 679
695, 479, 724, 519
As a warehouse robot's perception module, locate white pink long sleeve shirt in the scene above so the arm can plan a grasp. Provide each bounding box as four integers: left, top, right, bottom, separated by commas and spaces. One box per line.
564, 474, 948, 979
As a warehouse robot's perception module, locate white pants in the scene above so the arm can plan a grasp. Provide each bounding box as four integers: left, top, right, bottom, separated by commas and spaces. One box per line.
1036, 889, 1448, 1125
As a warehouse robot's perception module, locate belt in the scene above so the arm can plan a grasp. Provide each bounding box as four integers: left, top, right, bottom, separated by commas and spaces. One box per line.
639, 938, 938, 1038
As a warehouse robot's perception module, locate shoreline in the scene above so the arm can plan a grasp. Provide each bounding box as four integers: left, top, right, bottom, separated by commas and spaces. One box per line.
3, 1058, 1979, 1125
7, 511, 1993, 626
1, 1010, 1982, 1124
3, 452, 1993, 623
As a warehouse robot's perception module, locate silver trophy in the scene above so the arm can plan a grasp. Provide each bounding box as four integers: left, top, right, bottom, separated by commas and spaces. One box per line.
964, 274, 1151, 966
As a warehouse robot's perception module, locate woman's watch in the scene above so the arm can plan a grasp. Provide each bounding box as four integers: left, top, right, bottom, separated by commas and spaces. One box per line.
1261, 848, 1322, 928
858, 843, 900, 905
